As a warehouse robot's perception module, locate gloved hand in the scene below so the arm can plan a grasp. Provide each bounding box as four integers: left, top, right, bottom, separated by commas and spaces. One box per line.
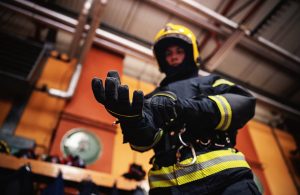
148, 91, 183, 130
92, 71, 144, 122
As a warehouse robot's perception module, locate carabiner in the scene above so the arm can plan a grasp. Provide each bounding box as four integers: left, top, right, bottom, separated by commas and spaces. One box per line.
176, 144, 197, 167
178, 127, 188, 146
176, 126, 197, 167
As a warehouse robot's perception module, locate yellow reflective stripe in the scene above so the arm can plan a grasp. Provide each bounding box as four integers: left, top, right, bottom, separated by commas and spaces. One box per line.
150, 160, 249, 188
130, 129, 163, 151
208, 95, 225, 130
176, 160, 249, 185
149, 149, 250, 189
150, 178, 177, 188
149, 148, 238, 176
212, 79, 234, 87
107, 109, 140, 118
208, 95, 232, 131
152, 93, 176, 101
218, 95, 232, 130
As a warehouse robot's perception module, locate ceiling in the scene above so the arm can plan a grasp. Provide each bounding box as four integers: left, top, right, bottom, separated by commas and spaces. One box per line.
0, 0, 300, 121
99, 0, 300, 117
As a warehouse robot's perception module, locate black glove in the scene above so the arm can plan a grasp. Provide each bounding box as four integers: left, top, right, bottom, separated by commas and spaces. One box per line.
148, 91, 183, 130
92, 71, 144, 122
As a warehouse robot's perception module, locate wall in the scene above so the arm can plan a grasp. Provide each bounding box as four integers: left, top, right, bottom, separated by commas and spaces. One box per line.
236, 125, 271, 195
14, 57, 76, 154
248, 120, 298, 195
275, 129, 300, 188
0, 100, 13, 125
50, 46, 124, 173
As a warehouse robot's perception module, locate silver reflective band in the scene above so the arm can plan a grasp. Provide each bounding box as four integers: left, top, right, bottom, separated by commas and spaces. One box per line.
149, 154, 246, 182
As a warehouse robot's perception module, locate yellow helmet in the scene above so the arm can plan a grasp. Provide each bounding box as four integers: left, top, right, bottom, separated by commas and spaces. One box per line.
153, 23, 200, 73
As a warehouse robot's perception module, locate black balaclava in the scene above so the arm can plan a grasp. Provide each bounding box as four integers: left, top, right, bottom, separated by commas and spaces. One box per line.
154, 37, 199, 86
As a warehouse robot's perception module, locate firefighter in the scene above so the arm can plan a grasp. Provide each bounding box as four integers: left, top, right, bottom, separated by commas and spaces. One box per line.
92, 23, 261, 195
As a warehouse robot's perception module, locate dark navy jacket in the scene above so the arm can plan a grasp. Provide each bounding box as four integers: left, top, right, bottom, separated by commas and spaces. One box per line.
121, 73, 256, 155
120, 73, 258, 194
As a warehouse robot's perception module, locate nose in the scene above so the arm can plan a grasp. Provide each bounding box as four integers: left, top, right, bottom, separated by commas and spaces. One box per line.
170, 53, 178, 60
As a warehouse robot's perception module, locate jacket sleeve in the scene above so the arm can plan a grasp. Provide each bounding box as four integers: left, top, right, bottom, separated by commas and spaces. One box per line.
120, 101, 163, 152
177, 76, 256, 131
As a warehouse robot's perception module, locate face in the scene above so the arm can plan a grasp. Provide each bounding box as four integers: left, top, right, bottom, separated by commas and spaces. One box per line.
165, 45, 186, 67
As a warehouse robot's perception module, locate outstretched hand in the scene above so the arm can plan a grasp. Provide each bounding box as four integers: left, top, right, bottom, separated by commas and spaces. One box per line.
92, 71, 144, 121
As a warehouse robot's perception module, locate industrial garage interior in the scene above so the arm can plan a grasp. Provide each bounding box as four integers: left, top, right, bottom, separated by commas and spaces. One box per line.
0, 0, 299, 194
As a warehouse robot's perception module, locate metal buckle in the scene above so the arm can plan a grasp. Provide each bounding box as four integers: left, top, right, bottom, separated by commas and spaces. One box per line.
176, 127, 197, 167
199, 139, 211, 146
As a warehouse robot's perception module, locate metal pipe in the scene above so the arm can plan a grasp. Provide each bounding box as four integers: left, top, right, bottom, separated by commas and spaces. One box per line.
145, 0, 223, 34
1, 1, 300, 116
181, 0, 239, 29
14, 0, 300, 70
79, 0, 107, 64
219, 0, 237, 19
2, 1, 80, 99
146, 0, 300, 75
227, 0, 254, 19
0, 0, 106, 99
14, 0, 78, 26
48, 0, 107, 99
0, 1, 153, 62
0, 2, 75, 33
201, 0, 237, 64
180, 0, 300, 65
96, 28, 153, 57
205, 29, 245, 71
204, 0, 265, 70
257, 36, 300, 65
47, 64, 82, 98
239, 0, 266, 25
69, 0, 93, 59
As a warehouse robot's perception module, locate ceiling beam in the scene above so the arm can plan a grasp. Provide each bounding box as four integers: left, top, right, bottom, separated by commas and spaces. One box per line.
205, 29, 245, 71
1, 0, 300, 118
147, 0, 300, 75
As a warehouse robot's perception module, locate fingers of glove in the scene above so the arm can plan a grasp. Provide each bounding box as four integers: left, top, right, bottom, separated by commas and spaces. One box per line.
132, 90, 144, 113
118, 85, 130, 106
107, 71, 121, 85
92, 78, 105, 104
105, 77, 119, 101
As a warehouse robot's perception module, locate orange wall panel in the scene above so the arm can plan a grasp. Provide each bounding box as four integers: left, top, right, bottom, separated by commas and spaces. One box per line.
64, 47, 124, 125
51, 46, 124, 173
248, 120, 298, 195
236, 125, 271, 195
236, 125, 261, 163
274, 129, 300, 188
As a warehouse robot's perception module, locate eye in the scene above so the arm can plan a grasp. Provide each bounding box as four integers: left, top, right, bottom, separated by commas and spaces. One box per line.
165, 50, 172, 57
177, 48, 185, 54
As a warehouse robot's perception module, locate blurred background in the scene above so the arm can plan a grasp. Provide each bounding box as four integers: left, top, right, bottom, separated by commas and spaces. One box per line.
0, 0, 299, 194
